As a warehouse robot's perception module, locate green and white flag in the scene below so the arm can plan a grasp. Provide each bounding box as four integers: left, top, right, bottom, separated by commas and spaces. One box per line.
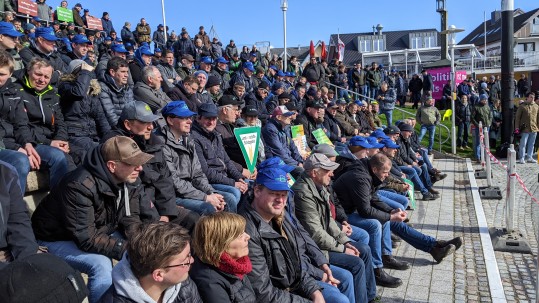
234, 126, 261, 174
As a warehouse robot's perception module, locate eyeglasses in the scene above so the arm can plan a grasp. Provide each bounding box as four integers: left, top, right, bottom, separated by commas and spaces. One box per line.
163, 254, 193, 269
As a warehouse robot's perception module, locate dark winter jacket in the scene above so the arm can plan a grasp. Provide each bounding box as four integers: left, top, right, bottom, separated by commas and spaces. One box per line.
31, 145, 142, 260
245, 92, 269, 125
302, 63, 324, 83
377, 87, 397, 111
191, 121, 243, 186
19, 44, 67, 84
0, 79, 33, 150
99, 74, 134, 126
295, 113, 324, 149
18, 76, 68, 144
262, 118, 303, 166
191, 258, 256, 303
156, 124, 214, 201
230, 70, 255, 95
0, 161, 38, 270
408, 77, 423, 93
333, 158, 393, 223
58, 71, 111, 141
422, 74, 433, 92
132, 81, 171, 113
239, 201, 322, 303
101, 18, 115, 36
173, 37, 196, 59
322, 111, 342, 142
165, 81, 202, 112
120, 26, 135, 45
215, 121, 246, 170
455, 101, 472, 124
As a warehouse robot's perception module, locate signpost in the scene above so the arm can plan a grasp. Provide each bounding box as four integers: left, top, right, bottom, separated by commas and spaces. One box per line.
234, 126, 261, 174
86, 16, 103, 30
56, 7, 73, 23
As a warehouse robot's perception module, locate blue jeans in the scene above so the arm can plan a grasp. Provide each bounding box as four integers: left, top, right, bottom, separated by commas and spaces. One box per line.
329, 241, 377, 302
35, 144, 69, 189
38, 240, 113, 303
362, 84, 370, 101
380, 109, 393, 126
348, 224, 370, 245
211, 184, 241, 212
378, 190, 409, 210
418, 124, 436, 152
473, 126, 489, 160
0, 149, 30, 194
319, 265, 352, 303
389, 221, 437, 252
399, 165, 428, 194
519, 132, 537, 160
418, 148, 434, 171
176, 188, 239, 215
347, 213, 391, 268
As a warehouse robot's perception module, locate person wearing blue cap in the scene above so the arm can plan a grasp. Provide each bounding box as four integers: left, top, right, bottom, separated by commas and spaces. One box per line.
415, 96, 440, 155
60, 34, 92, 66
0, 21, 24, 71
191, 102, 246, 210
210, 56, 231, 91
199, 56, 213, 74
19, 27, 68, 84
99, 57, 135, 126
229, 61, 255, 95
238, 166, 327, 303
129, 45, 153, 83
152, 23, 166, 51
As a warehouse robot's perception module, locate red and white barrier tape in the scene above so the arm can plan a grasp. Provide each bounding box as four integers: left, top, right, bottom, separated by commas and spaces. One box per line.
513, 172, 539, 205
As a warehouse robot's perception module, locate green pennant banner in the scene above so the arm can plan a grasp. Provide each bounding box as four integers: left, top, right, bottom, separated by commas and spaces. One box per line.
403, 178, 415, 209
234, 126, 261, 174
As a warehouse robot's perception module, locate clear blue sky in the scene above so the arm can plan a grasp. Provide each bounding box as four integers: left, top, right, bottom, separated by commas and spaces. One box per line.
70, 0, 536, 48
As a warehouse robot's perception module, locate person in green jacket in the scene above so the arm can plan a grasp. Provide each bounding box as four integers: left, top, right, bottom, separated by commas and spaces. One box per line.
471, 94, 493, 161
515, 92, 539, 163
416, 97, 440, 154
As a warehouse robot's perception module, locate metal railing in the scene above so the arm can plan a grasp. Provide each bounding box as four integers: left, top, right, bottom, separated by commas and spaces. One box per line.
457, 50, 539, 71
324, 81, 450, 152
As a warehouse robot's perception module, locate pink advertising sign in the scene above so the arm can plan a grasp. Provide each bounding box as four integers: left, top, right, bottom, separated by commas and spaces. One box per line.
427, 67, 467, 100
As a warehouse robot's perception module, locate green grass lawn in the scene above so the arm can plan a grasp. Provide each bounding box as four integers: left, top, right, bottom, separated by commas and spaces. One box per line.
379, 104, 476, 158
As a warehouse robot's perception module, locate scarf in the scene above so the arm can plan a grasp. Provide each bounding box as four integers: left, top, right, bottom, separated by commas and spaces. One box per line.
217, 252, 252, 280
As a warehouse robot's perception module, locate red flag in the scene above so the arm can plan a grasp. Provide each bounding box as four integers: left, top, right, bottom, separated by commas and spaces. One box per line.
321, 41, 327, 60
337, 35, 345, 62
309, 40, 315, 58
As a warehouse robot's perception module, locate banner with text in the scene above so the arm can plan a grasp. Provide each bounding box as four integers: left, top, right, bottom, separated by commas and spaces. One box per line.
234, 126, 261, 174
86, 16, 103, 30
291, 125, 309, 158
427, 67, 467, 100
56, 7, 73, 22
18, 0, 38, 16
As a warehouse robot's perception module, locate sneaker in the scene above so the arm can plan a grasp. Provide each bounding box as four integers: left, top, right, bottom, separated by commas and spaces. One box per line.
421, 192, 436, 200
518, 158, 526, 164
430, 244, 456, 263
436, 237, 463, 251
428, 150, 433, 155
382, 255, 410, 270
436, 173, 447, 181
526, 158, 537, 163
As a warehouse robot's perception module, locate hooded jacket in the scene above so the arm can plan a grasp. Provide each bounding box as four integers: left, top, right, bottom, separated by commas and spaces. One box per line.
19, 44, 67, 85
99, 73, 134, 126
262, 118, 303, 166
58, 70, 111, 141
156, 124, 214, 201
18, 75, 68, 144
333, 158, 393, 223
133, 81, 171, 113
31, 145, 142, 260
190, 121, 243, 186
0, 79, 32, 150
98, 254, 202, 303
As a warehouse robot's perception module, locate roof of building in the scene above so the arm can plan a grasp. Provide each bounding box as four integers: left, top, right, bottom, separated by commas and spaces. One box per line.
271, 46, 310, 61
328, 28, 440, 66
458, 8, 539, 46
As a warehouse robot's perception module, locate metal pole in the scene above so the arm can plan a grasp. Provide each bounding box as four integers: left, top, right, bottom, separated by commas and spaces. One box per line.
281, 0, 288, 72
479, 122, 484, 164
506, 144, 516, 232
501, 0, 515, 145
484, 11, 487, 67
161, 0, 167, 45
484, 127, 492, 187
450, 40, 457, 154
405, 49, 408, 78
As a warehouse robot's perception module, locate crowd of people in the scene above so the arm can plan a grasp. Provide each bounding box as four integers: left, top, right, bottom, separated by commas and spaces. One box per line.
15, 1, 539, 302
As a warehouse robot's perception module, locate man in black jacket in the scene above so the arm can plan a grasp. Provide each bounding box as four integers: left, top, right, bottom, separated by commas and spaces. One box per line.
333, 153, 461, 266
295, 99, 326, 149
32, 136, 150, 303
102, 101, 200, 232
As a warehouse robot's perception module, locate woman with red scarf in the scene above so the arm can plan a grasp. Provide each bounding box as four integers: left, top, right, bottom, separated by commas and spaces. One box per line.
191, 212, 256, 302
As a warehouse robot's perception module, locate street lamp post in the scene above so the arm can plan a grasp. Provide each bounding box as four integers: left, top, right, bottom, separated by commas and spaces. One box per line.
441, 25, 464, 154
161, 0, 167, 45
281, 0, 288, 72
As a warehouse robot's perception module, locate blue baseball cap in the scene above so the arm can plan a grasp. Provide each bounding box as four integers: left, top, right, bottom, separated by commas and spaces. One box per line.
349, 136, 373, 148
198, 103, 218, 118
154, 47, 162, 53
138, 46, 154, 56
380, 139, 400, 149
115, 37, 122, 42
257, 156, 295, 173
0, 22, 23, 37
269, 65, 278, 71
105, 36, 112, 41
243, 61, 255, 72
161, 101, 196, 118
32, 16, 42, 22
276, 70, 286, 77
72, 34, 92, 45
286, 71, 296, 77
354, 100, 365, 107
35, 27, 57, 41
370, 129, 390, 140
479, 94, 488, 101
111, 44, 128, 53
365, 137, 384, 148
255, 167, 292, 192
216, 56, 229, 64
200, 56, 213, 64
